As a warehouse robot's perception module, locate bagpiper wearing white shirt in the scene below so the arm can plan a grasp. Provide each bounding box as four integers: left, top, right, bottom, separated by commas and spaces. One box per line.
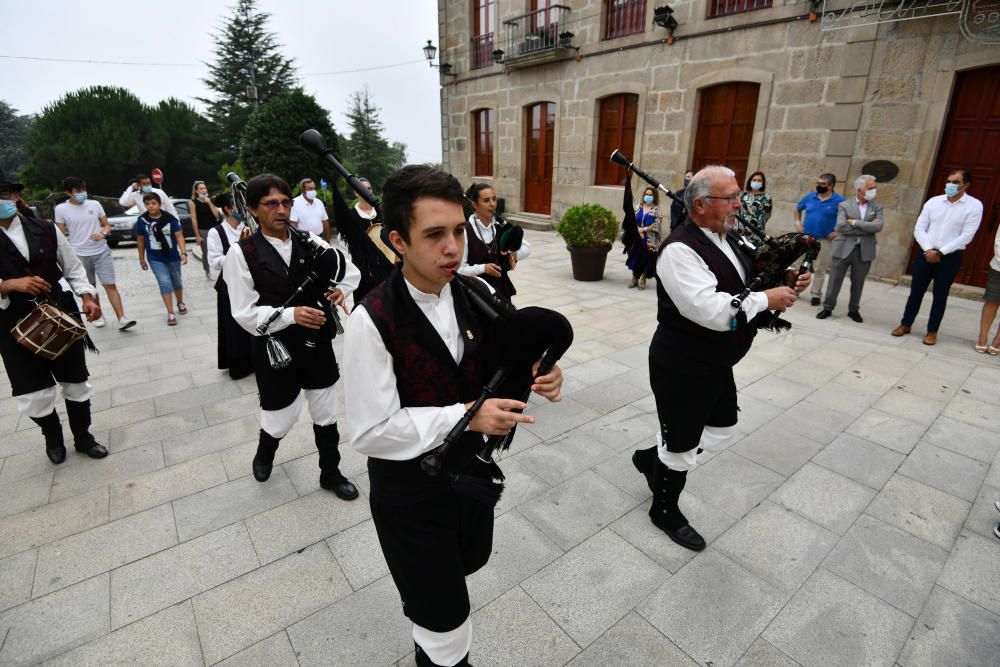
459, 183, 530, 301
631, 166, 811, 552
0, 171, 108, 464
118, 174, 178, 218
208, 193, 253, 379
344, 166, 563, 667
223, 174, 361, 500
892, 169, 983, 345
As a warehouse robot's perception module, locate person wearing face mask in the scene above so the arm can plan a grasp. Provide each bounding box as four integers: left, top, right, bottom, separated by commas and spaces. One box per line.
55, 176, 136, 331
625, 186, 661, 289
739, 171, 772, 232
816, 175, 883, 322
631, 166, 811, 551
290, 178, 331, 241
670, 169, 694, 230
190, 180, 221, 280
0, 170, 108, 465
119, 174, 178, 218
795, 173, 845, 306
892, 169, 983, 345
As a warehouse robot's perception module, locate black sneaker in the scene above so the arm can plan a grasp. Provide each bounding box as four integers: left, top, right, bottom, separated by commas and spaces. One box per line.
816, 309, 832, 319
848, 311, 864, 323
810, 297, 821, 306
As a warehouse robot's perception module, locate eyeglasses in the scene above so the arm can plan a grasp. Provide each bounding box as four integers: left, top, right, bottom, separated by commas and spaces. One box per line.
702, 193, 741, 204
259, 198, 293, 210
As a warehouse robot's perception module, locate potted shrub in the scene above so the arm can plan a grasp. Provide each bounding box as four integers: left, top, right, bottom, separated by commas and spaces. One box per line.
555, 203, 618, 281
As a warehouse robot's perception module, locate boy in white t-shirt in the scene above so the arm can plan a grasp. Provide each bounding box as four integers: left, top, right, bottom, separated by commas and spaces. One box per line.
290, 178, 330, 239
55, 177, 136, 330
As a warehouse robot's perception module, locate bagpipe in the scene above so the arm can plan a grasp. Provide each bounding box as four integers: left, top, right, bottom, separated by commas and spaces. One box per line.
227, 169, 347, 370
418, 279, 574, 506
610, 150, 820, 331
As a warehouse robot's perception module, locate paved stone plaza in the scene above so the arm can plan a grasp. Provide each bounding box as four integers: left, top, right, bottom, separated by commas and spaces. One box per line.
1, 229, 998, 666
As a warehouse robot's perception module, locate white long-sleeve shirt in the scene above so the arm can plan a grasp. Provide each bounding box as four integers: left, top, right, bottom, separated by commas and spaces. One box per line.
913, 193, 983, 256
119, 186, 178, 218
458, 214, 532, 277
656, 226, 769, 332
222, 231, 360, 336
344, 279, 469, 461
206, 220, 245, 271
0, 216, 97, 310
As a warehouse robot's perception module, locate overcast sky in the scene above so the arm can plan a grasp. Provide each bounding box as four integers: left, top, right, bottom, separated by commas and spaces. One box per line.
0, 0, 443, 164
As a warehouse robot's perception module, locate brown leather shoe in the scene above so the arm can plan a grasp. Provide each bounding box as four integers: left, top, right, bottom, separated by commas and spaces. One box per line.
923, 332, 937, 345
891, 325, 911, 337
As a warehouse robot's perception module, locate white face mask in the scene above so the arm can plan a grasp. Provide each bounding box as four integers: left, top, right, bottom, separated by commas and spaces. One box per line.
864, 188, 877, 202
304, 190, 317, 201
750, 181, 763, 191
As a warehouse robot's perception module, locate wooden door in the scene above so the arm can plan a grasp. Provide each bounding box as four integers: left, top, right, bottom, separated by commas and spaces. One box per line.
524, 102, 555, 214
690, 82, 760, 186
910, 65, 1000, 287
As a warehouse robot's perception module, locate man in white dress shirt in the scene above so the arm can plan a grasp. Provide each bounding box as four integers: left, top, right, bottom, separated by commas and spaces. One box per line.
289, 178, 330, 240
631, 165, 810, 551
118, 173, 178, 218
892, 169, 983, 345
344, 165, 563, 667
223, 174, 361, 498
0, 171, 108, 464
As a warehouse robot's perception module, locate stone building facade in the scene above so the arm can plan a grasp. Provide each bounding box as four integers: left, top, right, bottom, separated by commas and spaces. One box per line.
436, 0, 1000, 284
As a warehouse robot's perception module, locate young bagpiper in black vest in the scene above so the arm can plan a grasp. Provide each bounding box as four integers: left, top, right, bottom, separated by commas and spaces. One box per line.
458, 183, 530, 302
344, 166, 563, 667
633, 166, 812, 551
223, 174, 361, 500
0, 171, 107, 464
208, 193, 252, 379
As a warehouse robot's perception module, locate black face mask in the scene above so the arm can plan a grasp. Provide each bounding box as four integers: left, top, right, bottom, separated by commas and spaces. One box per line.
816, 185, 829, 194
683, 179, 691, 187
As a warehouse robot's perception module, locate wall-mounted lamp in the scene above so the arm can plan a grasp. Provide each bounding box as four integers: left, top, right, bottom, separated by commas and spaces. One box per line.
652, 6, 679, 45
558, 31, 575, 48
492, 48, 505, 63
422, 40, 457, 77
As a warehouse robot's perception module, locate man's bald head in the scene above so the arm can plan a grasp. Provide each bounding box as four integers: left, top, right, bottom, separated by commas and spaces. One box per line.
684, 166, 740, 234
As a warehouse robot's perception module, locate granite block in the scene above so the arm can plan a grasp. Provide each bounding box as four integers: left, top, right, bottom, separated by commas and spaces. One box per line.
0, 487, 108, 559
686, 452, 785, 518
897, 586, 1000, 667
49, 442, 164, 502
937, 531, 1000, 616
812, 432, 904, 489
109, 452, 228, 520
326, 519, 390, 591
471, 586, 581, 666
771, 463, 876, 535
867, 474, 971, 550
567, 612, 696, 666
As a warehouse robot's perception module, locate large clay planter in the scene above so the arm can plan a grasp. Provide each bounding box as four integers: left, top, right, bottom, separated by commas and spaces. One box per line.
567, 244, 611, 281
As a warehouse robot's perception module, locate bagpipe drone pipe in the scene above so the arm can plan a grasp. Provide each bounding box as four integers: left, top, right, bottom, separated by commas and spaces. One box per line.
419, 276, 574, 507
609, 149, 820, 331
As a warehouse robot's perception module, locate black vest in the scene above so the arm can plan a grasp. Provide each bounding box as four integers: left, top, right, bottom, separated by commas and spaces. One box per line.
212, 223, 234, 293
0, 215, 68, 326
650, 220, 758, 374
360, 267, 498, 503
465, 219, 516, 300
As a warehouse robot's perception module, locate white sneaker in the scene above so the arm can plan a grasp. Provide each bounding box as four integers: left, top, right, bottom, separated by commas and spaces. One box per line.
118, 317, 137, 331
92, 316, 106, 328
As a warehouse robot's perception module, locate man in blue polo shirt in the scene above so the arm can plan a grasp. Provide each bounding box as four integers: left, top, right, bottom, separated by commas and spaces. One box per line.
796, 173, 845, 305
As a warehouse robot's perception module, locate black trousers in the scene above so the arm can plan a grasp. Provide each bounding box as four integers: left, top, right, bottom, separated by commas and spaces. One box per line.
649, 359, 737, 453
0, 293, 89, 396
370, 488, 494, 632
902, 250, 963, 333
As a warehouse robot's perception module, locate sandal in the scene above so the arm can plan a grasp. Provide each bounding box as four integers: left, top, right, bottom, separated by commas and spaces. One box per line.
177, 302, 188, 314
167, 314, 177, 326
988, 346, 1000, 356
976, 344, 988, 353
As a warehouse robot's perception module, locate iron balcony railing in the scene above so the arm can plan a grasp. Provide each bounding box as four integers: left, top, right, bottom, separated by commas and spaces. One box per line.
471, 32, 495, 69
502, 5, 571, 57
605, 0, 647, 39
708, 0, 773, 18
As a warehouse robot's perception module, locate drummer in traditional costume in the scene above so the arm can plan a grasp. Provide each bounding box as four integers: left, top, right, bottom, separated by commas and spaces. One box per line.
207, 193, 252, 379
0, 170, 107, 463
458, 183, 529, 302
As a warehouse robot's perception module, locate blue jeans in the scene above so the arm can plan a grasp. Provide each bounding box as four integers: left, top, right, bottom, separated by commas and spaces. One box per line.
901, 250, 963, 333
148, 259, 183, 295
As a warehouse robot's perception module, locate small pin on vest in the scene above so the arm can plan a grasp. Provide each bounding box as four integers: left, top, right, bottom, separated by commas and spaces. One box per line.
466, 329, 474, 340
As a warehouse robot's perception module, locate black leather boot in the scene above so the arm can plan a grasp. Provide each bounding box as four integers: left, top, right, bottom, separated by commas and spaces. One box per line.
649, 459, 705, 551
631, 446, 658, 492
414, 642, 471, 667
253, 429, 280, 482
64, 400, 108, 459
314, 423, 358, 500
31, 410, 67, 464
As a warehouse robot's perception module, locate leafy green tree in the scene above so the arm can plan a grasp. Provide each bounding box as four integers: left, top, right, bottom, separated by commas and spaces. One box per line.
147, 98, 216, 194
22, 86, 152, 194
343, 88, 407, 191
240, 88, 343, 187
201, 0, 297, 161
0, 101, 34, 178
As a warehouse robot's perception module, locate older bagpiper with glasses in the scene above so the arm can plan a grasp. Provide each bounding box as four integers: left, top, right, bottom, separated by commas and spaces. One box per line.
222, 174, 362, 499
631, 166, 811, 550
0, 170, 108, 464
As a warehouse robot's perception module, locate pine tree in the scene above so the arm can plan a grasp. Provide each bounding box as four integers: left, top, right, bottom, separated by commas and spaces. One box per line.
200, 0, 296, 161
344, 88, 407, 191
0, 101, 34, 179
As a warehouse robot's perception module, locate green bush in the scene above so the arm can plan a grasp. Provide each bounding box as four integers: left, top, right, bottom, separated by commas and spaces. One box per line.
555, 203, 618, 248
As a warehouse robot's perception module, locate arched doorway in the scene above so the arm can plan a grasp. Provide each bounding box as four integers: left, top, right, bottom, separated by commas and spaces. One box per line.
690, 82, 760, 186
910, 65, 1000, 287
524, 101, 555, 215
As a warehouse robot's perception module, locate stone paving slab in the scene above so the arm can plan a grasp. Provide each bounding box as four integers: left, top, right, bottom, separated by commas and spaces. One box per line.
2, 233, 1000, 665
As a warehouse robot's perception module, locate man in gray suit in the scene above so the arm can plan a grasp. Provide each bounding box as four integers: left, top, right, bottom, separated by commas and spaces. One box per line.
816, 175, 883, 322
